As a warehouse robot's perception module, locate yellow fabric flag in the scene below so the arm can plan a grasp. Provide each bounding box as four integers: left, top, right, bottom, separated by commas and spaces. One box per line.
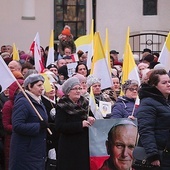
41, 73, 52, 93
158, 32, 170, 72
104, 28, 111, 72
46, 30, 54, 67
75, 19, 94, 69
121, 27, 140, 95
12, 43, 19, 61
90, 32, 113, 90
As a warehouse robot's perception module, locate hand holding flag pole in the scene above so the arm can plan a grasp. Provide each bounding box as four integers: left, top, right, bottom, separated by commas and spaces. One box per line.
0, 56, 52, 135
16, 81, 52, 135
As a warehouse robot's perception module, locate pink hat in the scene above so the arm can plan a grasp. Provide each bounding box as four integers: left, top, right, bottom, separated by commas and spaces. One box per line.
73, 73, 86, 83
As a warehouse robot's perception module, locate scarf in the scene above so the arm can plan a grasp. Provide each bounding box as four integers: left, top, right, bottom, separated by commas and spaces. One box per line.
57, 96, 89, 116
25, 90, 41, 104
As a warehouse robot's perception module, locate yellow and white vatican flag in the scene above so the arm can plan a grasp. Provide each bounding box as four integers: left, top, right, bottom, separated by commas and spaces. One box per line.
12, 43, 20, 61
40, 73, 53, 93
158, 32, 170, 72
122, 27, 140, 89
104, 28, 111, 72
90, 32, 113, 90
75, 20, 94, 69
89, 87, 103, 119
0, 56, 16, 92
46, 30, 55, 67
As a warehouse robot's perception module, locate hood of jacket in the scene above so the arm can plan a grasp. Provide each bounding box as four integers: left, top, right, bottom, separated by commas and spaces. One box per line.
139, 83, 170, 105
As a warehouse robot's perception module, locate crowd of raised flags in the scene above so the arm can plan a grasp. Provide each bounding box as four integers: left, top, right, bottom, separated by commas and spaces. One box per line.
0, 20, 170, 113
0, 19, 170, 170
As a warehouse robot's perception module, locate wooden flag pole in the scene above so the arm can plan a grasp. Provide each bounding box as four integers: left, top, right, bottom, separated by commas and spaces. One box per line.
15, 80, 52, 135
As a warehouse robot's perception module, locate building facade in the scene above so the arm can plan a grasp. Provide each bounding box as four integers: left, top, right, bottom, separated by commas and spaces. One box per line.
0, 0, 170, 58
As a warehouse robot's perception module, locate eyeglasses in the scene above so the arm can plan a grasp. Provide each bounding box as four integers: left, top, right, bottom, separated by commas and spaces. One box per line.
128, 88, 138, 92
81, 81, 86, 84
71, 87, 82, 91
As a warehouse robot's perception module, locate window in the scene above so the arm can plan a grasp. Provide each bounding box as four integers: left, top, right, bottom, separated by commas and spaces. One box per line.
54, 0, 86, 40
143, 0, 157, 15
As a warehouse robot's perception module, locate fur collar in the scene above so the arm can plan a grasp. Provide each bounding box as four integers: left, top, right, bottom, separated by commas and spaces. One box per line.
57, 95, 89, 116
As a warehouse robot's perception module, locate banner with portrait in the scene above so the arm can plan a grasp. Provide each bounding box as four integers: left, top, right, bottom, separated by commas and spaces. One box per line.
89, 118, 137, 170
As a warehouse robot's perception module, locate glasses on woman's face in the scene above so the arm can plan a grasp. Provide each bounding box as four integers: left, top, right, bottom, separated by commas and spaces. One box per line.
71, 87, 82, 91
128, 88, 138, 92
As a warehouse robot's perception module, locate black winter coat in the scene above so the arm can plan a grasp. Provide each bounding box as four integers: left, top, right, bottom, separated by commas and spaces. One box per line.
41, 96, 59, 155
55, 96, 90, 170
136, 83, 170, 168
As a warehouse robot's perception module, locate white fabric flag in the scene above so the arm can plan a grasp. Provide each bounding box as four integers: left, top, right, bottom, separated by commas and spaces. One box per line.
0, 56, 16, 92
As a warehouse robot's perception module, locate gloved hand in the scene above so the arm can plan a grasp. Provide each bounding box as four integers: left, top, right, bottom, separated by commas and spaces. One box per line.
40, 120, 49, 130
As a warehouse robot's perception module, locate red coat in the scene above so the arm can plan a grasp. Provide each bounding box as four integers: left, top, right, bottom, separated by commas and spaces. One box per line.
2, 79, 23, 170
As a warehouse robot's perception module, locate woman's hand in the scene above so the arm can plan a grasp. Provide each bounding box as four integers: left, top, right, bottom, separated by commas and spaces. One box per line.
151, 160, 160, 166
82, 120, 91, 127
87, 116, 95, 126
128, 115, 136, 120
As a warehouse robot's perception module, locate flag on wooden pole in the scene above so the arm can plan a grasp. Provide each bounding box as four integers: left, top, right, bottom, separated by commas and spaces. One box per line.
12, 43, 20, 61
75, 20, 94, 69
104, 28, 111, 72
90, 32, 113, 90
89, 87, 103, 119
121, 27, 140, 93
0, 56, 16, 92
158, 32, 170, 72
30, 32, 44, 73
46, 30, 55, 67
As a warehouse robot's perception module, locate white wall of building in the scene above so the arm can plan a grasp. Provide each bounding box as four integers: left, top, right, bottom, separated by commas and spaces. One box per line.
0, 0, 170, 56
0, 0, 53, 52
96, 0, 170, 58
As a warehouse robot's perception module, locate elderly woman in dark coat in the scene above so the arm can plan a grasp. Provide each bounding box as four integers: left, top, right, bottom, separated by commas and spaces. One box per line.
136, 69, 170, 169
55, 77, 95, 170
9, 74, 48, 170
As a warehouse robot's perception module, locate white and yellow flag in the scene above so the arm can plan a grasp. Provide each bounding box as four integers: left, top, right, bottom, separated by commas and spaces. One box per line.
12, 43, 20, 61
90, 32, 113, 90
104, 28, 111, 72
158, 32, 170, 72
89, 87, 103, 119
75, 20, 94, 69
122, 27, 140, 86
46, 30, 55, 67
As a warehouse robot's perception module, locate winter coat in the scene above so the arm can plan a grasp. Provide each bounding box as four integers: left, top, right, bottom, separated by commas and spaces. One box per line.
41, 96, 59, 156
136, 83, 170, 168
9, 92, 48, 170
58, 36, 76, 56
55, 96, 90, 170
110, 96, 137, 118
2, 80, 23, 170
0, 92, 8, 138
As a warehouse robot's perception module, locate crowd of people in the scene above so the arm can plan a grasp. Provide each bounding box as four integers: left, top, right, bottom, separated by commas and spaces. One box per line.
0, 24, 170, 170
